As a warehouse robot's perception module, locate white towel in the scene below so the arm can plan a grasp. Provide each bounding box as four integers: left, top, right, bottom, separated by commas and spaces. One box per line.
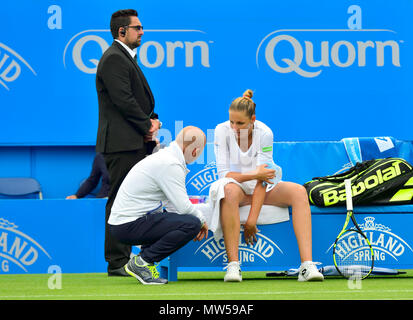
195, 178, 289, 240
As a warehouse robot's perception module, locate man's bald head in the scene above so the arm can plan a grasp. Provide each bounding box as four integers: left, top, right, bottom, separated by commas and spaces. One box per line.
176, 126, 206, 164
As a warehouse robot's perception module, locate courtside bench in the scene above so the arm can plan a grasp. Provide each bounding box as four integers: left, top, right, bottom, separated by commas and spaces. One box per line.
160, 139, 413, 281
1, 138, 413, 276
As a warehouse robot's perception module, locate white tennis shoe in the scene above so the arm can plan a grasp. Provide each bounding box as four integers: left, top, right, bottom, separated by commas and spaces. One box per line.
224, 261, 242, 282
298, 261, 324, 282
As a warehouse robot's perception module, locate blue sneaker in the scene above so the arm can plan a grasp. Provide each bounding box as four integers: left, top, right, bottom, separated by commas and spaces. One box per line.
125, 255, 168, 285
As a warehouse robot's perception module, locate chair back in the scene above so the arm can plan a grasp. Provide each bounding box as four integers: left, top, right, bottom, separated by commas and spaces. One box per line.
0, 177, 43, 199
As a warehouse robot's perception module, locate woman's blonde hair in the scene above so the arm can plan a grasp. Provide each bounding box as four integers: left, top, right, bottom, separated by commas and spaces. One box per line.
229, 89, 256, 119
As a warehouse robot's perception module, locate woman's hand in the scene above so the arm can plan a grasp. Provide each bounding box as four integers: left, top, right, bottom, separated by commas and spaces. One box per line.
243, 220, 258, 245
254, 164, 275, 184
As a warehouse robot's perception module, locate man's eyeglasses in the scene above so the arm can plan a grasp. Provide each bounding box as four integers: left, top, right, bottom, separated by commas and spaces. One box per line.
126, 25, 143, 31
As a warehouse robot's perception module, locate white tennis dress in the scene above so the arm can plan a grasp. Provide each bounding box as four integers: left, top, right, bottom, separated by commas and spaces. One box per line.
214, 119, 277, 194
198, 120, 288, 239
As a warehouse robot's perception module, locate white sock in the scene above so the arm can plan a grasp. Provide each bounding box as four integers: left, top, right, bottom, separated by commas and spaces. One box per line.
301, 261, 313, 267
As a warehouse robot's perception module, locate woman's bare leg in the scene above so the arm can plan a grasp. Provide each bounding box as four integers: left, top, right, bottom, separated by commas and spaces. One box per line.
264, 181, 312, 262
220, 183, 248, 262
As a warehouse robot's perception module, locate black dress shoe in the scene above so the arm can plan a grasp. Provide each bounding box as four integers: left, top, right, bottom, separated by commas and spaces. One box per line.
108, 265, 131, 277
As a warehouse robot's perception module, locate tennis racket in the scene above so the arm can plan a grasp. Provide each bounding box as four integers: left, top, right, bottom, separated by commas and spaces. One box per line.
333, 179, 374, 280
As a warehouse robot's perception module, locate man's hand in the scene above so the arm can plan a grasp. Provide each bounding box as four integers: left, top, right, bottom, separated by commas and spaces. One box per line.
66, 195, 78, 199
144, 119, 161, 142
194, 222, 208, 241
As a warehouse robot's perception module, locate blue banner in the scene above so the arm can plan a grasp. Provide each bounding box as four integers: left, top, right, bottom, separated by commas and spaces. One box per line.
163, 210, 413, 281
2, 200, 413, 276
1, 0, 412, 145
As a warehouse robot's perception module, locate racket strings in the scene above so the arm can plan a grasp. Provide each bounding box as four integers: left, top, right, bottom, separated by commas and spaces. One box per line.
334, 229, 373, 279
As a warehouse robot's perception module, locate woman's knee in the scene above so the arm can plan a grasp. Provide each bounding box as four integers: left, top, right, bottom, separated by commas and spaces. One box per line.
288, 184, 311, 214
283, 183, 310, 207
223, 183, 243, 204
295, 184, 310, 204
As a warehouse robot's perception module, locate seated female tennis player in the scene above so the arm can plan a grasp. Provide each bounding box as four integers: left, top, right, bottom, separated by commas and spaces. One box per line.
214, 89, 324, 282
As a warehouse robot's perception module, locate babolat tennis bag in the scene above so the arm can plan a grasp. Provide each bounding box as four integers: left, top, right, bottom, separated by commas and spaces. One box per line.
303, 158, 413, 207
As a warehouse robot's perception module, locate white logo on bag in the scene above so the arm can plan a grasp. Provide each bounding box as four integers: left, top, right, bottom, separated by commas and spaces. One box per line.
0, 43, 37, 91
63, 29, 211, 74
256, 29, 402, 78
0, 218, 52, 273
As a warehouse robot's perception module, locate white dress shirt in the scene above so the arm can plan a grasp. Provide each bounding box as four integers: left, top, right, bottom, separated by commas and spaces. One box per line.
108, 141, 206, 226
115, 39, 136, 59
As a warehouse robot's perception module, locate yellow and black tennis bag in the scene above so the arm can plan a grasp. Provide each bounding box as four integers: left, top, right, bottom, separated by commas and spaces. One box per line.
303, 158, 413, 207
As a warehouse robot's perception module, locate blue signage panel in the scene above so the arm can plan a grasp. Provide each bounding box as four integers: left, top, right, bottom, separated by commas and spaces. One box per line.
0, 199, 107, 274
163, 211, 413, 281
0, 1, 412, 144
1, 201, 413, 276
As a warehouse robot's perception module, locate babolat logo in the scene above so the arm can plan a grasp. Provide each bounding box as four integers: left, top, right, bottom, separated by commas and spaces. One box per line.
321, 161, 404, 206
256, 29, 402, 78
186, 162, 219, 194
195, 231, 283, 264
0, 43, 37, 91
63, 29, 212, 74
327, 216, 413, 262
0, 218, 51, 273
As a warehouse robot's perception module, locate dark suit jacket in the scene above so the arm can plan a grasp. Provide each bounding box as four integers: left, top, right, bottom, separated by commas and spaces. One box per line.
95, 41, 157, 153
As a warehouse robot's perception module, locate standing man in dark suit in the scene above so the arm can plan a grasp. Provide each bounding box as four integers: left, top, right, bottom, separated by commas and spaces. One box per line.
95, 9, 161, 276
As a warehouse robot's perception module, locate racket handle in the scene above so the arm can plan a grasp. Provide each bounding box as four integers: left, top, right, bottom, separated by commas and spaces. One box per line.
344, 179, 353, 211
